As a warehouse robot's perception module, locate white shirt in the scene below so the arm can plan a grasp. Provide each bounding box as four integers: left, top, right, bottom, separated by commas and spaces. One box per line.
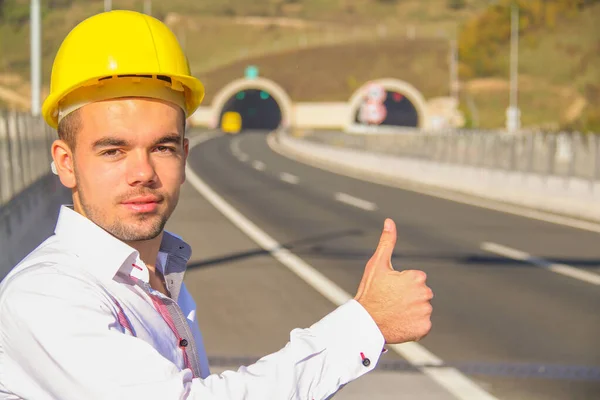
0, 205, 385, 399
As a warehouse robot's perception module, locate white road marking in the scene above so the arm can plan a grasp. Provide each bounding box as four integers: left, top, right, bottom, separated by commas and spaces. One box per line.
230, 136, 249, 161
279, 172, 299, 184
335, 192, 377, 211
252, 161, 266, 171
267, 133, 600, 234
481, 242, 600, 286
187, 133, 499, 400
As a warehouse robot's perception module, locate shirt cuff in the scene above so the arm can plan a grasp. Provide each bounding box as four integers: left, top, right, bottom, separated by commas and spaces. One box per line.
309, 299, 385, 380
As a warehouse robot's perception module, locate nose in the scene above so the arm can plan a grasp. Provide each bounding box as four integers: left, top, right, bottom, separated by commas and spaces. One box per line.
126, 151, 157, 186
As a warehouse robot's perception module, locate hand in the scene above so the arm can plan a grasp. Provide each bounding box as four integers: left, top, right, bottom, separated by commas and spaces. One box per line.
354, 218, 433, 344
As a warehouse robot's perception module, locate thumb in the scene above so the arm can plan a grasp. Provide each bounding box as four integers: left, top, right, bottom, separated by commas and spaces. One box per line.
355, 218, 397, 300
372, 218, 397, 271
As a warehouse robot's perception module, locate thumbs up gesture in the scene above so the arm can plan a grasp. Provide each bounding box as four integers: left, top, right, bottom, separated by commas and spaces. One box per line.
355, 218, 433, 344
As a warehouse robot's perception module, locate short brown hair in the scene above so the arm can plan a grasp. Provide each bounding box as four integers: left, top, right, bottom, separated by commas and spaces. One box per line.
57, 110, 81, 151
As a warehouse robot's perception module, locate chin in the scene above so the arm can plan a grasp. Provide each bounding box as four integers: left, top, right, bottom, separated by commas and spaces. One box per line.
109, 215, 166, 242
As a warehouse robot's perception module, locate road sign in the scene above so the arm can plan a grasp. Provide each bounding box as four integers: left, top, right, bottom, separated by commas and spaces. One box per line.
359, 101, 387, 125
245, 65, 259, 80
365, 83, 386, 103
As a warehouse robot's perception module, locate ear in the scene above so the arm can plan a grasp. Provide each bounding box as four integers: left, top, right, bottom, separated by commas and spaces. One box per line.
51, 139, 77, 189
182, 137, 189, 184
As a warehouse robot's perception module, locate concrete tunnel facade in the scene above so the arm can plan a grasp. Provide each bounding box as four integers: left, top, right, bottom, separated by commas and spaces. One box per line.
347, 78, 429, 129
210, 78, 293, 131
193, 77, 432, 131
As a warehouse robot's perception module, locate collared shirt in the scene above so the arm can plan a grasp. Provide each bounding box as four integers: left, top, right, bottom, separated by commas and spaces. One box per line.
0, 205, 385, 399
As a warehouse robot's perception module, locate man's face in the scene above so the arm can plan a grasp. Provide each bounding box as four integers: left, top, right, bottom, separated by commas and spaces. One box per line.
64, 98, 188, 242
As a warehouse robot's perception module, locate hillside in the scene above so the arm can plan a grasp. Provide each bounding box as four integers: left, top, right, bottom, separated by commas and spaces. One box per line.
0, 0, 486, 107
457, 0, 600, 131
198, 38, 451, 104
0, 0, 598, 130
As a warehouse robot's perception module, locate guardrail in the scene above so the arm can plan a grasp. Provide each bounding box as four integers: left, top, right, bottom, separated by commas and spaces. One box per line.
295, 127, 600, 187
0, 109, 56, 207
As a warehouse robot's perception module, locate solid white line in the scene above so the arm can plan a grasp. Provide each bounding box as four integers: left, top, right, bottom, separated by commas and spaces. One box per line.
481, 242, 600, 286
335, 192, 377, 211
279, 172, 299, 184
252, 161, 266, 171
186, 134, 499, 400
267, 133, 600, 234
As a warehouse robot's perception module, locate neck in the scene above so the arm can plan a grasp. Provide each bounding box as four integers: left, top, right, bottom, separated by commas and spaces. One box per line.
127, 232, 163, 274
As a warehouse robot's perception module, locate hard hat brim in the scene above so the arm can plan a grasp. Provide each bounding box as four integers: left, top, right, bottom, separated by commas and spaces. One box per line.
42, 73, 205, 130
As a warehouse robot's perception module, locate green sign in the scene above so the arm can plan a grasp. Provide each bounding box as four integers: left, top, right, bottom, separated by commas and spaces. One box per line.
245, 65, 259, 80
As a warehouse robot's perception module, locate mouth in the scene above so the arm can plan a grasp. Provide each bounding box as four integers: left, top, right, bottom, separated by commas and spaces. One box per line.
121, 196, 163, 213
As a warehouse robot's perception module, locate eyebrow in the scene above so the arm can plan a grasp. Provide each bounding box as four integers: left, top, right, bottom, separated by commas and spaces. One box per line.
154, 133, 182, 146
92, 133, 182, 149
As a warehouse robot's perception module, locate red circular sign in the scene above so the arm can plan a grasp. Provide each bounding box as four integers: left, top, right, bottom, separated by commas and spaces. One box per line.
365, 83, 386, 104
360, 101, 387, 125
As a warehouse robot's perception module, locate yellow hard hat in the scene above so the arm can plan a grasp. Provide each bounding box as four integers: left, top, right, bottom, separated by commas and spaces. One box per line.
42, 10, 205, 129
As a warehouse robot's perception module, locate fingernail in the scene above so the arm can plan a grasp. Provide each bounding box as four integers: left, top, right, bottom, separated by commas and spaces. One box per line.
384, 219, 392, 232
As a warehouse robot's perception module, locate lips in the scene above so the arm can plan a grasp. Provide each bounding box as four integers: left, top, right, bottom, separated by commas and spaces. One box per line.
121, 196, 163, 213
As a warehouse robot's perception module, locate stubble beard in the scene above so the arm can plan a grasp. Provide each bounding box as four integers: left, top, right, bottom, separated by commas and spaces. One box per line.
77, 185, 170, 242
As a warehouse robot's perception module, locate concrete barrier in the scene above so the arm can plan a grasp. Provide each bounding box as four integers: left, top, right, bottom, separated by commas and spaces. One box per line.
0, 174, 70, 281
271, 130, 600, 224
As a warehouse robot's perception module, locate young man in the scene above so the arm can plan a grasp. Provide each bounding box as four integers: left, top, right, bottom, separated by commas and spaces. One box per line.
0, 10, 433, 399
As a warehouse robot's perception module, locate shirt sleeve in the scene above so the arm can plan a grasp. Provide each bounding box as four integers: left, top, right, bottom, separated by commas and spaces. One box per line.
0, 267, 384, 400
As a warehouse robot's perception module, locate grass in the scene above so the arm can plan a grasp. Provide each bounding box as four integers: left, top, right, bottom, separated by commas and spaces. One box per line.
197, 37, 451, 104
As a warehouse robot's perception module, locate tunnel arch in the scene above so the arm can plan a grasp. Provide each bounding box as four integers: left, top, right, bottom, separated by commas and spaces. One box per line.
211, 78, 293, 131
347, 78, 428, 129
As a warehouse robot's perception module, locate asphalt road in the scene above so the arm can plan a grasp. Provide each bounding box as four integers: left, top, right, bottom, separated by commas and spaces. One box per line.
183, 130, 600, 400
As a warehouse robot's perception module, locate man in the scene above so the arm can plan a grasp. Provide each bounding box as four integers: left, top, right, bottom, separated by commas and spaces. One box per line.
0, 10, 433, 399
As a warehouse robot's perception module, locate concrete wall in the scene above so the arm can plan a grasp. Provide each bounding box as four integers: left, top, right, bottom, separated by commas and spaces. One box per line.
189, 99, 462, 132
292, 102, 348, 129
189, 106, 213, 127
0, 174, 71, 281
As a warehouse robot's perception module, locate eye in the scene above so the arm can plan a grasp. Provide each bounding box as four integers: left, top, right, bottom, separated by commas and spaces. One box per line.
101, 149, 121, 157
155, 146, 176, 153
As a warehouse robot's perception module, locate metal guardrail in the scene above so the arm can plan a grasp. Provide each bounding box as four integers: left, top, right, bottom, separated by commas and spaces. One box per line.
0, 109, 56, 207
293, 127, 600, 184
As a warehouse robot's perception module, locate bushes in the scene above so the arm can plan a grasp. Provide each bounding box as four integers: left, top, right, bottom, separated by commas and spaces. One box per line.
457, 0, 591, 79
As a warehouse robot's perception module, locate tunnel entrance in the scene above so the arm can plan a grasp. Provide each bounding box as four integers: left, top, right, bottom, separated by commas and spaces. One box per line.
219, 89, 282, 132
354, 90, 419, 127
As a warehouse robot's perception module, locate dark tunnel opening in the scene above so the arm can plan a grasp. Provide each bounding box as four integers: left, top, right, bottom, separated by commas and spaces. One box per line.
219, 89, 282, 132
354, 91, 419, 127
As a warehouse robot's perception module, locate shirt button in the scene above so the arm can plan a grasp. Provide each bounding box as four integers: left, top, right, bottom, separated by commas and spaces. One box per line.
179, 339, 188, 347
362, 358, 371, 367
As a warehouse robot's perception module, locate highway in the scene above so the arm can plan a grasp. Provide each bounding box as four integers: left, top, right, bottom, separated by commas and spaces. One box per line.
169, 129, 600, 399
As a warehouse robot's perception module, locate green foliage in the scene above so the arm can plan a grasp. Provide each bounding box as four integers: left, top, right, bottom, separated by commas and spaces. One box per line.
457, 0, 593, 79
0, 0, 29, 25
447, 0, 467, 10
0, 0, 74, 24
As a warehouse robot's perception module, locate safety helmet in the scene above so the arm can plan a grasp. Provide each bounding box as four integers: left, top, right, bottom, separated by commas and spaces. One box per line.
41, 10, 205, 129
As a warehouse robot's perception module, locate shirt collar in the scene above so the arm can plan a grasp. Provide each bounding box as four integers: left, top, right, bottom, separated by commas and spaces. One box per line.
54, 205, 191, 284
